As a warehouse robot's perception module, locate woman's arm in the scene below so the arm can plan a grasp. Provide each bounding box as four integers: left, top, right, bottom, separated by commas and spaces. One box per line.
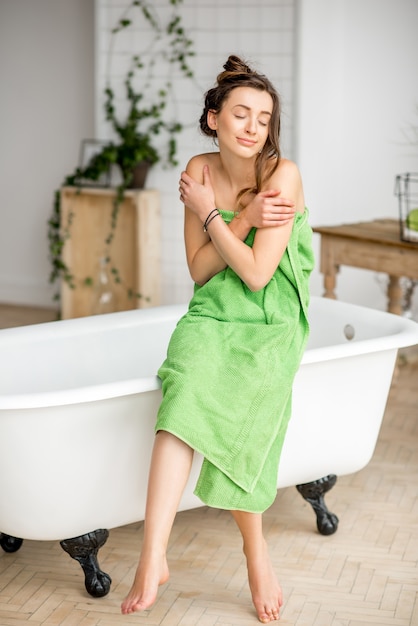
182, 157, 297, 286
210, 160, 305, 291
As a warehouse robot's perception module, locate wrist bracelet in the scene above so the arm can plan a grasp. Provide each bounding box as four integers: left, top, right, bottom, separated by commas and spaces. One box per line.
203, 211, 220, 232
203, 208, 220, 232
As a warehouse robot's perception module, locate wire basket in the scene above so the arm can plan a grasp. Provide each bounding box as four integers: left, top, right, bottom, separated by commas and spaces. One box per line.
394, 172, 418, 243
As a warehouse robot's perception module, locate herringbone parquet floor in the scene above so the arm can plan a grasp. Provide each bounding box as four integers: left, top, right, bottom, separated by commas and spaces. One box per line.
0, 304, 417, 625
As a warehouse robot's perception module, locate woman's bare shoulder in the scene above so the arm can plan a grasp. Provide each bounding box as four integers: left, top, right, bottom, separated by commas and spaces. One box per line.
186, 152, 220, 180
267, 158, 302, 187
267, 158, 305, 211
276, 157, 301, 177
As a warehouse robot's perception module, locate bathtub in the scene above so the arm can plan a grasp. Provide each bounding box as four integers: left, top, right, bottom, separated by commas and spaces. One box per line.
0, 296, 417, 597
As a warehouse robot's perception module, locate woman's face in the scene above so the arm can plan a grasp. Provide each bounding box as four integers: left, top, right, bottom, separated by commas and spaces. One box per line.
208, 86, 273, 158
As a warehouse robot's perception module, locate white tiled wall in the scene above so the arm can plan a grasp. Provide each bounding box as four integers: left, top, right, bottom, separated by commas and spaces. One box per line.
95, 0, 296, 304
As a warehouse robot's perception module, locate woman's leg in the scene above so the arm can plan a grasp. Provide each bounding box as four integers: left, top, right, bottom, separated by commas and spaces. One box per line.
231, 510, 282, 624
121, 430, 194, 614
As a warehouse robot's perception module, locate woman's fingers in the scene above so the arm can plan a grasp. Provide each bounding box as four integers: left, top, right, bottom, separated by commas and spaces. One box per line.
264, 199, 295, 222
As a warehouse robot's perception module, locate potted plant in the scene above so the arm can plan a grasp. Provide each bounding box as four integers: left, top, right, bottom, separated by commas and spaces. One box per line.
48, 0, 195, 308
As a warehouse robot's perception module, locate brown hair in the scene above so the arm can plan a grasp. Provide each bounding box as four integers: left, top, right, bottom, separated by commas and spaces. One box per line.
199, 55, 281, 208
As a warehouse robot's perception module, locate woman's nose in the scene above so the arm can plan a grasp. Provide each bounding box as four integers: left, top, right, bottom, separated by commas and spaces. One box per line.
245, 117, 256, 134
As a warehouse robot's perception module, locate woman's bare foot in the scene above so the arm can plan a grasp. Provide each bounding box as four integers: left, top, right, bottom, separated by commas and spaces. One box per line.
244, 539, 283, 623
121, 551, 170, 614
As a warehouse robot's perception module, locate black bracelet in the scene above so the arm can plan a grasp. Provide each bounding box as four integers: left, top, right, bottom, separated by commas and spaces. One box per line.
203, 208, 219, 232
203, 211, 220, 232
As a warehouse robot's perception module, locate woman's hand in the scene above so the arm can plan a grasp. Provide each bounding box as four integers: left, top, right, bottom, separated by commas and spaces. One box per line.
179, 166, 215, 222
241, 189, 296, 229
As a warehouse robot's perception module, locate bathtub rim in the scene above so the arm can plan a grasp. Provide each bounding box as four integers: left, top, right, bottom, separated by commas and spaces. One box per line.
0, 298, 417, 410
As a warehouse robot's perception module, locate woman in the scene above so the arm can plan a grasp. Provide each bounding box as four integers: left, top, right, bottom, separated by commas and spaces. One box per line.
122, 55, 314, 623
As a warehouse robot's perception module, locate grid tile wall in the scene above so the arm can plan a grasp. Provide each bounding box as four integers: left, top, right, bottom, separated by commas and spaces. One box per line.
96, 0, 296, 304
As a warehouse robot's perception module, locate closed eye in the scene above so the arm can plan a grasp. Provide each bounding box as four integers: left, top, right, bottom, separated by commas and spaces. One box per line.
234, 114, 268, 126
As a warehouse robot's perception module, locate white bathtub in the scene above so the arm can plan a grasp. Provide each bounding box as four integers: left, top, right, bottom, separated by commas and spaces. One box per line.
0, 296, 417, 596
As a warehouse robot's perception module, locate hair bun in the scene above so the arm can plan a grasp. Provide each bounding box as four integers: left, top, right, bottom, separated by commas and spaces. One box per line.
222, 55, 252, 75
216, 55, 254, 85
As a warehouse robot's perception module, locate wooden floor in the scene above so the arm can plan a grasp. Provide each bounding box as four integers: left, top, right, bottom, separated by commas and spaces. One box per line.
0, 305, 417, 625
0, 303, 58, 328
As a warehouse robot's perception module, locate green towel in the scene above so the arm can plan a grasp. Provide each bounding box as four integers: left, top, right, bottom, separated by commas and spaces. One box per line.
156, 209, 314, 512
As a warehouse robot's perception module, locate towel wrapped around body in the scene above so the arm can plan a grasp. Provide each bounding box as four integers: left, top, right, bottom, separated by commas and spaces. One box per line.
156, 209, 314, 512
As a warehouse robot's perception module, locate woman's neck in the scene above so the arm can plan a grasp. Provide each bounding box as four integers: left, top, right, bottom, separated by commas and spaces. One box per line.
209, 151, 257, 212
218, 151, 256, 195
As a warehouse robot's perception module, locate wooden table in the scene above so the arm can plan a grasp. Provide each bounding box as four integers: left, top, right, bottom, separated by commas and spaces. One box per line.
313, 219, 418, 315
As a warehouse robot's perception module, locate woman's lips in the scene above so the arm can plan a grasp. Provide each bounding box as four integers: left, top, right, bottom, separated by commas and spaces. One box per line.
237, 137, 257, 147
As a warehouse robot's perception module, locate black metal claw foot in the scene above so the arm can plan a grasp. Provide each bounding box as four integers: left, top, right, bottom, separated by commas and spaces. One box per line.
60, 529, 111, 597
296, 474, 339, 535
0, 533, 24, 553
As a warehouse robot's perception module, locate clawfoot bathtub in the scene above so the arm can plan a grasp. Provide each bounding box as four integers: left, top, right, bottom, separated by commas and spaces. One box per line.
0, 296, 417, 597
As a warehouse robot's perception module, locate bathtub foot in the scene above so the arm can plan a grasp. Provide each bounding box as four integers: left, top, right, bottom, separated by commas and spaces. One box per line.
0, 533, 24, 553
60, 529, 111, 597
296, 474, 339, 535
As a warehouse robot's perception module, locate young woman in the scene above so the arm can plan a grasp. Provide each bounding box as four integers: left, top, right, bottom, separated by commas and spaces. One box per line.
121, 55, 314, 623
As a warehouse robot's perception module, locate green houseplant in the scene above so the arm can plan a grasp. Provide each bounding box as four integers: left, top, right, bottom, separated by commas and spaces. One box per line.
48, 0, 195, 308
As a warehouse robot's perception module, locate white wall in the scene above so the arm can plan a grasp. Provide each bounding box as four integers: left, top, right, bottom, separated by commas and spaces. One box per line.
0, 0, 95, 307
296, 0, 418, 313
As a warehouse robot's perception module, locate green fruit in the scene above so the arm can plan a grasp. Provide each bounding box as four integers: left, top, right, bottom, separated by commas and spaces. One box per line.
406, 208, 418, 231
